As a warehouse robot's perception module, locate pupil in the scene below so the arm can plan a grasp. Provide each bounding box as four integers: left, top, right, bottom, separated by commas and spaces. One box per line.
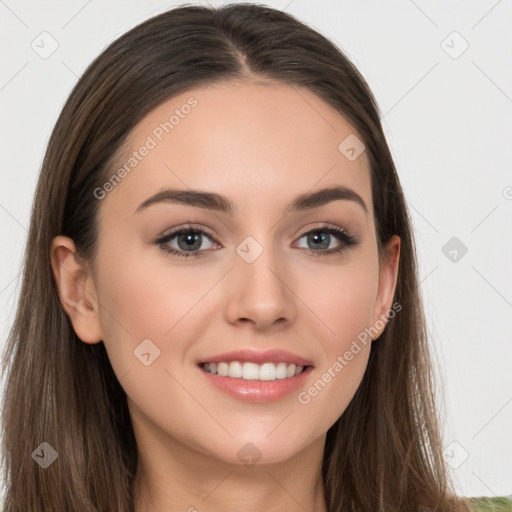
179, 233, 200, 250
310, 232, 328, 250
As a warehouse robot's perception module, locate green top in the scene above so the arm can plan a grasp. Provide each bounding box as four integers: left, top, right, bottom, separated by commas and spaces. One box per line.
468, 496, 512, 511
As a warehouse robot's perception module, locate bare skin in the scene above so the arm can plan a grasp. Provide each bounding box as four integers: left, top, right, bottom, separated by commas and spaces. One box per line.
51, 78, 400, 512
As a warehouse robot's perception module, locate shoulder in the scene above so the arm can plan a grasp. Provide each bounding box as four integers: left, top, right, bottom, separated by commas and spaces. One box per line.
466, 495, 512, 512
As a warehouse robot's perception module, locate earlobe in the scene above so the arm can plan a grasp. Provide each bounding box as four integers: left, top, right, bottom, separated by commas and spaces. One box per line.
371, 235, 401, 340
50, 235, 103, 344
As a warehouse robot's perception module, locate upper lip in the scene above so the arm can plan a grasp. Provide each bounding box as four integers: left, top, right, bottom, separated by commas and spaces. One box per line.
197, 348, 313, 367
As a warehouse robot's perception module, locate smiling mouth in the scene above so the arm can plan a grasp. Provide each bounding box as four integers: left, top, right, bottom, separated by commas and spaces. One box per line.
199, 361, 310, 381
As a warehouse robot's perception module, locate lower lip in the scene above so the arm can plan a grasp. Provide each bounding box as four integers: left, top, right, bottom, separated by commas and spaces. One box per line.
198, 365, 313, 403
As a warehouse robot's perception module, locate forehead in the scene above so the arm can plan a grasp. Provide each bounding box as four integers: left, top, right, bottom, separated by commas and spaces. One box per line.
99, 79, 373, 222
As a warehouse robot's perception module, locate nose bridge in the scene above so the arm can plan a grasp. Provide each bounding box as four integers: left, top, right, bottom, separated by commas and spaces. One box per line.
225, 233, 293, 328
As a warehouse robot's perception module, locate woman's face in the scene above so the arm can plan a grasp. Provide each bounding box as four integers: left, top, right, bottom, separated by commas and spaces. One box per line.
55, 79, 399, 466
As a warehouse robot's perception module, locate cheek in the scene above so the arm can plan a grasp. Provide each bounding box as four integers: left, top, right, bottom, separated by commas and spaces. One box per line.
298, 341, 371, 444
93, 241, 209, 373
296, 286, 375, 438
293, 255, 377, 424
93, 248, 210, 435
299, 253, 379, 350
99, 236, 213, 323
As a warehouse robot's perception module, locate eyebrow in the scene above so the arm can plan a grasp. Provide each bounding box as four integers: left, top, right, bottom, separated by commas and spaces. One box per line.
134, 185, 369, 216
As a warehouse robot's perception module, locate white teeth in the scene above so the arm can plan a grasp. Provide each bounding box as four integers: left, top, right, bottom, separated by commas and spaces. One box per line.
229, 361, 243, 378
259, 363, 275, 381
242, 362, 260, 380
286, 364, 296, 378
217, 362, 228, 376
201, 361, 307, 381
275, 362, 288, 379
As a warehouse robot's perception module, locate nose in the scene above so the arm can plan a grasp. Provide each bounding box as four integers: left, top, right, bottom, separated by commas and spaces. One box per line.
224, 242, 296, 331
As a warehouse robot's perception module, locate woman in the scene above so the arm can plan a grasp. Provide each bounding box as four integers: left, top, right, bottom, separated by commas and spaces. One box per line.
1, 3, 508, 511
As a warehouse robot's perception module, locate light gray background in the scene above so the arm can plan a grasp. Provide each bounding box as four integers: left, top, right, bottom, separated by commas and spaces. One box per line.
1, 0, 511, 499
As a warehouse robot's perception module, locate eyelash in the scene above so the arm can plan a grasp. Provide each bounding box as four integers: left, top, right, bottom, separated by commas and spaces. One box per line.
155, 223, 359, 259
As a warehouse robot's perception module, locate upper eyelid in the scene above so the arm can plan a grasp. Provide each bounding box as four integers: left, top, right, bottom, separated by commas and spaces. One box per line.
160, 225, 217, 243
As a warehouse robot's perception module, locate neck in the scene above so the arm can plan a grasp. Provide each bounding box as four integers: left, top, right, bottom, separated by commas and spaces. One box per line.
132, 434, 328, 512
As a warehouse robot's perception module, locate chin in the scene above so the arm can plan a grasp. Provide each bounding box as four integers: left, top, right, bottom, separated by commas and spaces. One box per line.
198, 429, 317, 467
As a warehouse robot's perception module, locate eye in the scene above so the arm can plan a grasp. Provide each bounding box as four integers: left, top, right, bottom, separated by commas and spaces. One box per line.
156, 225, 219, 259
155, 223, 359, 259
294, 224, 358, 257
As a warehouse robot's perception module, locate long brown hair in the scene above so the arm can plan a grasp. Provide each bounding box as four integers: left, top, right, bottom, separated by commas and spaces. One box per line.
1, 3, 473, 511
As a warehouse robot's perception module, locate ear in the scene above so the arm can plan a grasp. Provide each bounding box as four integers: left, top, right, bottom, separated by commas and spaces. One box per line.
371, 234, 401, 341
50, 235, 103, 344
